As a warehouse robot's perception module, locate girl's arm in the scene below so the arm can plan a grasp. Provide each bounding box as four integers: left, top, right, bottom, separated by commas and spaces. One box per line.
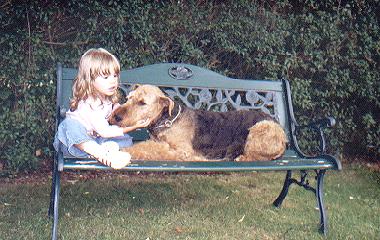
81, 102, 126, 138
93, 117, 151, 138
79, 100, 150, 138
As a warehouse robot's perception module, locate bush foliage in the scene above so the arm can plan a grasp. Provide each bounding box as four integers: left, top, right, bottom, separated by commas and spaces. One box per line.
0, 0, 379, 171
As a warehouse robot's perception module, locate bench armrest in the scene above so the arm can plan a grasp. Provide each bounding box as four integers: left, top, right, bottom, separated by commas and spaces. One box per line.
294, 117, 336, 156
302, 117, 336, 129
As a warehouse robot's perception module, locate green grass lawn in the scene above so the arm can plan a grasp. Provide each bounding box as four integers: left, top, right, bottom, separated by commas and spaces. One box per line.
0, 164, 379, 240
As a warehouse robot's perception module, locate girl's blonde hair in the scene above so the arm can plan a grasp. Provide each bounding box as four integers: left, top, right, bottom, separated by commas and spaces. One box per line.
70, 48, 120, 111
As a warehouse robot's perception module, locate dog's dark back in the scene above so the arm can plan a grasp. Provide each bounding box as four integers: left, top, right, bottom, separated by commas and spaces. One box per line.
191, 108, 274, 160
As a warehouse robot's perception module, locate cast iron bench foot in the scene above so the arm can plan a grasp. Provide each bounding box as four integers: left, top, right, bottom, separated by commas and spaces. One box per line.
273, 170, 292, 207
317, 169, 327, 235
273, 169, 327, 235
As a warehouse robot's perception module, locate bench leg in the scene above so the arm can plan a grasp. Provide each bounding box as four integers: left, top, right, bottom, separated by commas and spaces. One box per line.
50, 167, 61, 240
316, 170, 327, 235
48, 182, 54, 217
273, 170, 292, 207
273, 170, 328, 235
48, 157, 58, 217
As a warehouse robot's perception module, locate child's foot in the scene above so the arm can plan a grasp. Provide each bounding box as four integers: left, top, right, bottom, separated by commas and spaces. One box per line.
98, 142, 130, 169
77, 140, 131, 169
97, 150, 131, 169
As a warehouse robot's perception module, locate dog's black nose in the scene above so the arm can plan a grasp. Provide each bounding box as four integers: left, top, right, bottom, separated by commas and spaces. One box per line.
114, 114, 122, 122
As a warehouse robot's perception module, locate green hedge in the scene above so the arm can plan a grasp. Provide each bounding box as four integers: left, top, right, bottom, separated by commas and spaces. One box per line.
1, 0, 379, 172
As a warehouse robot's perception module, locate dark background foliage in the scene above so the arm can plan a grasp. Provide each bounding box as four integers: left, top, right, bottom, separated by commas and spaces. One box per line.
0, 0, 379, 172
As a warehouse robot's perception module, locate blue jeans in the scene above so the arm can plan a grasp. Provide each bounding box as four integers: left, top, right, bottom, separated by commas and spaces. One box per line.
53, 118, 133, 158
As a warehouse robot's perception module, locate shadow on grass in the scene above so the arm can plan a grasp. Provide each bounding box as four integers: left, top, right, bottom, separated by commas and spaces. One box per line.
59, 175, 233, 217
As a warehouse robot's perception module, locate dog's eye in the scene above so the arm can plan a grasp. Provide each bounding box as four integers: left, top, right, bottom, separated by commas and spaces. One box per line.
138, 100, 146, 106
114, 115, 122, 122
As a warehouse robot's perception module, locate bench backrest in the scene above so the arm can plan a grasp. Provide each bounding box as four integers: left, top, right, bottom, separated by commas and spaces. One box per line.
57, 63, 294, 142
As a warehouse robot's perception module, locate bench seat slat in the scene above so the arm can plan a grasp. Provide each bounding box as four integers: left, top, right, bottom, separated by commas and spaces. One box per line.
63, 156, 339, 172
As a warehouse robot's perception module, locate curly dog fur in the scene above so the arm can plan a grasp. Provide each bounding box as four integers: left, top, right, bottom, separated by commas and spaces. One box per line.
109, 85, 287, 161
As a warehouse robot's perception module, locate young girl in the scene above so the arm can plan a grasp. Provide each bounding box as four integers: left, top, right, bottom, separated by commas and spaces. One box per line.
53, 48, 149, 169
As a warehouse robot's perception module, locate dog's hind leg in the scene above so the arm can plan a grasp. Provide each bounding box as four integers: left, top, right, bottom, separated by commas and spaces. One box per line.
235, 120, 287, 161
224, 143, 245, 161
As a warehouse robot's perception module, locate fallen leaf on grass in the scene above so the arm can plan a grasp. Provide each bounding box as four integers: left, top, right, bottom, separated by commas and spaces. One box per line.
175, 226, 184, 233
35, 149, 42, 157
67, 180, 78, 185
238, 215, 245, 223
138, 208, 144, 215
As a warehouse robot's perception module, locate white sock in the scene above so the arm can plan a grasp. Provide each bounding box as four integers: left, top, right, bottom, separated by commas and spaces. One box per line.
80, 141, 106, 159
79, 141, 131, 169
100, 141, 120, 152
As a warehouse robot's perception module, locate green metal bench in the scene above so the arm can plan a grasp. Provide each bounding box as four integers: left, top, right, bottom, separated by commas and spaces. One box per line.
49, 63, 341, 239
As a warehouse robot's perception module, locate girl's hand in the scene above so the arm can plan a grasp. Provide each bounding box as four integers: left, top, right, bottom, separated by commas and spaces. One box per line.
135, 118, 151, 128
121, 119, 151, 134
107, 103, 121, 121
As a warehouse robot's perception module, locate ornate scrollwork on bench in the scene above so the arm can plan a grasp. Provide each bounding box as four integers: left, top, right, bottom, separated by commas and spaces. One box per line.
120, 84, 279, 121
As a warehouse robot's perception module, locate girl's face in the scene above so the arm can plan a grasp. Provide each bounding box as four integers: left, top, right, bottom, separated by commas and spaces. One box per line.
93, 72, 119, 98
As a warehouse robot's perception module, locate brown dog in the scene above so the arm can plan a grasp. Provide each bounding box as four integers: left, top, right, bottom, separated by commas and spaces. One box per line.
109, 85, 287, 161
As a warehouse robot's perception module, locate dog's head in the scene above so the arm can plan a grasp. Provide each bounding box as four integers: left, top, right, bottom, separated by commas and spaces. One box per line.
109, 85, 175, 127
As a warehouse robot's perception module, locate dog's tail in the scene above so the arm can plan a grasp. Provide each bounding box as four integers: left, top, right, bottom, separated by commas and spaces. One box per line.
242, 120, 287, 161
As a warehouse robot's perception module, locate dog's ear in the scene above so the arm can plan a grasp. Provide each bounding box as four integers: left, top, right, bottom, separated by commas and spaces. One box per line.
131, 84, 141, 90
159, 96, 175, 116
127, 85, 141, 99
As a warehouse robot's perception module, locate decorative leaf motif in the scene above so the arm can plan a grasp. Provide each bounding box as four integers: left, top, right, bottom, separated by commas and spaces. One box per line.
265, 92, 274, 100
164, 89, 178, 98
194, 102, 202, 109
199, 89, 212, 103
221, 104, 228, 112
235, 94, 241, 105
216, 89, 223, 102
262, 107, 270, 114
226, 90, 235, 96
